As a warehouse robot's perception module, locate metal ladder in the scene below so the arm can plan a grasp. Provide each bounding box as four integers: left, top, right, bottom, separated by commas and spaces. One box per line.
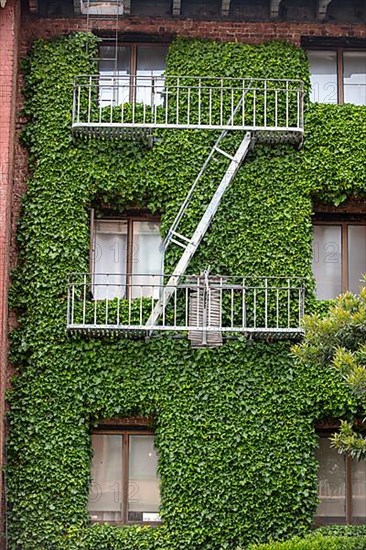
146, 95, 254, 329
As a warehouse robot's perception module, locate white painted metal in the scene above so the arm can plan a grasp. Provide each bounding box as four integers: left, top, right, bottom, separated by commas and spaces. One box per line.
146, 131, 253, 328
66, 273, 305, 337
72, 75, 304, 137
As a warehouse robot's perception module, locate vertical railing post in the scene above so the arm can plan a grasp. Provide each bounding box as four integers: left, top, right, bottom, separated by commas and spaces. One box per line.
285, 80, 289, 129
220, 78, 224, 126
253, 88, 256, 128
140, 285, 143, 326
71, 282, 75, 327
209, 87, 213, 127
88, 76, 92, 124
264, 278, 268, 329
67, 275, 71, 326
176, 76, 180, 125
105, 274, 109, 326
242, 277, 246, 329
287, 278, 291, 328
77, 81, 81, 125
264, 80, 267, 128
72, 80, 77, 126
198, 78, 202, 126
83, 274, 87, 325
275, 89, 278, 128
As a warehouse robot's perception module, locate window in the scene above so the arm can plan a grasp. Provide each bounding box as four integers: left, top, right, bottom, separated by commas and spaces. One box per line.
307, 49, 366, 105
316, 435, 366, 525
92, 214, 163, 300
312, 221, 366, 300
88, 427, 161, 524
99, 43, 168, 106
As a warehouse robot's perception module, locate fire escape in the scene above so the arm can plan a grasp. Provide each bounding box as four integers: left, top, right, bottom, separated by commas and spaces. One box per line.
68, 24, 306, 346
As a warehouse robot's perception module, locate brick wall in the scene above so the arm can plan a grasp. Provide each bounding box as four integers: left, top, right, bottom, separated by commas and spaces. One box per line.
20, 16, 366, 47
0, 0, 20, 541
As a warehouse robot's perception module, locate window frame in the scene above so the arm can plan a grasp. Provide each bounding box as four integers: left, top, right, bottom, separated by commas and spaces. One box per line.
315, 430, 364, 526
312, 217, 366, 296
90, 209, 162, 299
98, 41, 170, 104
307, 47, 366, 105
89, 422, 161, 526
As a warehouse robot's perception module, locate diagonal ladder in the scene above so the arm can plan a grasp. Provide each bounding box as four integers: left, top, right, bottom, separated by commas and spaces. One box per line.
147, 95, 255, 329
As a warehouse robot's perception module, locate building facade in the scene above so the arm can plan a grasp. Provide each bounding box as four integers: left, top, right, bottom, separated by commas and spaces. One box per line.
0, 0, 366, 548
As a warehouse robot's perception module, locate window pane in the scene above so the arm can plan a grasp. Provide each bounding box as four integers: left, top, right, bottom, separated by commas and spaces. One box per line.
99, 46, 131, 106
128, 435, 160, 521
348, 225, 366, 294
94, 220, 127, 299
136, 45, 168, 105
316, 437, 346, 523
352, 458, 366, 523
312, 225, 342, 300
308, 51, 338, 104
343, 52, 366, 106
88, 434, 123, 522
131, 221, 163, 299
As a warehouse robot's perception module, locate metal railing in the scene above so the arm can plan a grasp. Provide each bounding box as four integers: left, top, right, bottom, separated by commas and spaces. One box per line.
67, 273, 305, 338
72, 75, 305, 135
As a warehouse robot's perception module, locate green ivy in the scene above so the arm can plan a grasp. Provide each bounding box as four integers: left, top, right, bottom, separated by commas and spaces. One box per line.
6, 33, 366, 549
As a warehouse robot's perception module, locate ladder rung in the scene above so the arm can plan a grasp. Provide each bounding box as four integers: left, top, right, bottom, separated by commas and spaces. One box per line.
213, 146, 236, 162
170, 231, 191, 243
170, 238, 188, 249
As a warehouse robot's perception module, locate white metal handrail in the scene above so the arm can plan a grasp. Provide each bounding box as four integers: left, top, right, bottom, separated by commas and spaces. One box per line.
66, 273, 305, 336
72, 75, 305, 135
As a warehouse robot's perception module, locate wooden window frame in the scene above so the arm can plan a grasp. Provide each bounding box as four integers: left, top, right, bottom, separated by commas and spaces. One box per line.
89, 422, 161, 526
98, 42, 170, 103
312, 218, 366, 294
315, 430, 363, 526
307, 48, 366, 105
90, 210, 161, 297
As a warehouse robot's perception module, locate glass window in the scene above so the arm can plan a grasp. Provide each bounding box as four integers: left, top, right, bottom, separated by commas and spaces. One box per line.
348, 225, 366, 294
88, 434, 123, 522
312, 222, 366, 299
343, 52, 366, 106
316, 435, 366, 525
88, 430, 160, 524
128, 435, 160, 522
308, 50, 338, 104
312, 225, 342, 300
99, 43, 168, 106
316, 437, 346, 523
92, 216, 163, 300
99, 46, 131, 107
93, 220, 128, 300
307, 49, 366, 106
131, 221, 163, 299
352, 458, 366, 523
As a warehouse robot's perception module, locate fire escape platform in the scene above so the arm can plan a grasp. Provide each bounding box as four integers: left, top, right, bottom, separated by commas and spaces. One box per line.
72, 75, 304, 145
67, 274, 306, 345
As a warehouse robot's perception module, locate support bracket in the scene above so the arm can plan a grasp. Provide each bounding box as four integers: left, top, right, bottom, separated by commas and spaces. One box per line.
221, 0, 231, 17
172, 0, 181, 16
318, 0, 332, 20
270, 0, 281, 19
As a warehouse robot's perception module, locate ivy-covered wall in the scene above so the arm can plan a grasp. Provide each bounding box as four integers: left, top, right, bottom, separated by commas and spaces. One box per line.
7, 33, 366, 549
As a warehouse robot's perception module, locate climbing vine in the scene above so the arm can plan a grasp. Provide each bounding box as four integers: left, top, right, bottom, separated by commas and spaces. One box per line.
7, 33, 366, 549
